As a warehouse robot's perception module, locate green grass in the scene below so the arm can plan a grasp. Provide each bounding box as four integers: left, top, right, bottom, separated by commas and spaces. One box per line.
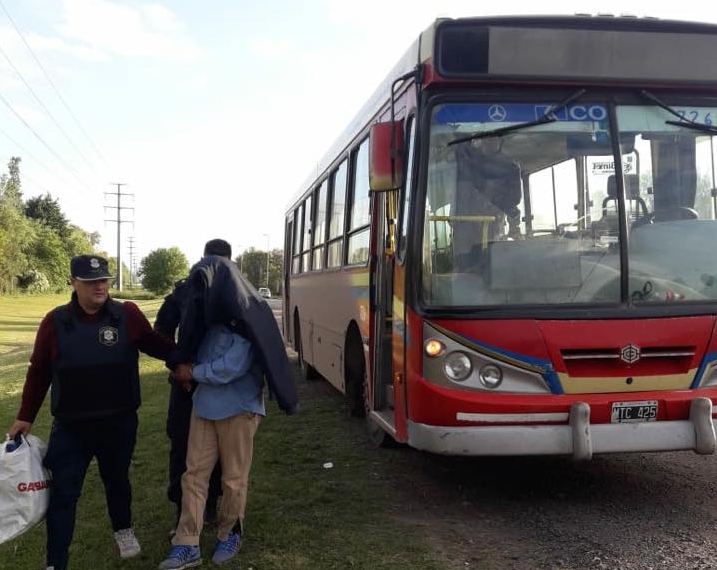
0, 294, 448, 570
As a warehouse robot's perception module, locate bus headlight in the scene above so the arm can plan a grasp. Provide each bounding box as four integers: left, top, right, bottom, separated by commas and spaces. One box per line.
424, 339, 445, 357
479, 364, 503, 389
444, 351, 472, 381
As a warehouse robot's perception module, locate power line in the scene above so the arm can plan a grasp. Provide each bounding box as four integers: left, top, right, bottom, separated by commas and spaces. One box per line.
0, 124, 75, 187
0, 41, 98, 175
19, 172, 51, 195
0, 0, 107, 164
0, 88, 94, 193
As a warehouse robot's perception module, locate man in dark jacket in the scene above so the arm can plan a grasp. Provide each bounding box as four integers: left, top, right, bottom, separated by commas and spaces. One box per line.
8, 254, 176, 570
154, 239, 229, 529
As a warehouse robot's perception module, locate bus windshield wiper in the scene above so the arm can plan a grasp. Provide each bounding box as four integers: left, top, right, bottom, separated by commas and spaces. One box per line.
640, 89, 717, 135
447, 89, 587, 146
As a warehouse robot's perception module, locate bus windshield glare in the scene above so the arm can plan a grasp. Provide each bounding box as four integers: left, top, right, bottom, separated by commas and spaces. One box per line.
422, 97, 717, 307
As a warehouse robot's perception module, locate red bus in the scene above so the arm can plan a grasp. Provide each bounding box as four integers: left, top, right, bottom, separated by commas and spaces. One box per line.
283, 15, 717, 459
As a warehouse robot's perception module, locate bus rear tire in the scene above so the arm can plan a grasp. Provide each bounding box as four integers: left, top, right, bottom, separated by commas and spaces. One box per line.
345, 327, 366, 418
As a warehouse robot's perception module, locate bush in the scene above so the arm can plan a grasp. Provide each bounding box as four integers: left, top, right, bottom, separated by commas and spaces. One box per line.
17, 269, 51, 293
112, 289, 159, 301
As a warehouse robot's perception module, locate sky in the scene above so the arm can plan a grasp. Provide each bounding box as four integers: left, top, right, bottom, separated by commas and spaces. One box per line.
0, 0, 715, 270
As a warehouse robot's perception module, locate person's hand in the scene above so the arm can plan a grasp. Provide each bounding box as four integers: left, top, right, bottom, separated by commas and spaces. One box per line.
170, 363, 195, 391
171, 363, 193, 383
8, 419, 32, 438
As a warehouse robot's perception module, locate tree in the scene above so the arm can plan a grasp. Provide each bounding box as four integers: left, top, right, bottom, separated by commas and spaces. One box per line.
25, 194, 70, 238
63, 225, 100, 259
236, 247, 283, 293
106, 256, 131, 289
268, 249, 283, 295
239, 247, 263, 289
1, 157, 23, 210
139, 247, 189, 295
0, 157, 33, 293
19, 223, 69, 291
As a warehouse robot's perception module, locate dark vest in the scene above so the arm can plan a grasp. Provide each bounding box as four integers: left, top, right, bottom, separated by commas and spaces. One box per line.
51, 300, 140, 420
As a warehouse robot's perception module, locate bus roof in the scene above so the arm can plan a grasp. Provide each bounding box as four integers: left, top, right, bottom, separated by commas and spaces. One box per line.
286, 14, 717, 213
434, 15, 717, 83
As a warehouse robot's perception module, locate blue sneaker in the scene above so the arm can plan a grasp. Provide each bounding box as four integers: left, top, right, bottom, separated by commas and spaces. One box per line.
158, 544, 201, 569
211, 532, 241, 565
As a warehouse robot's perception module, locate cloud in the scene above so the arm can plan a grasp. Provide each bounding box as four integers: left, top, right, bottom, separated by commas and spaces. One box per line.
27, 31, 109, 62
51, 0, 203, 63
249, 37, 293, 62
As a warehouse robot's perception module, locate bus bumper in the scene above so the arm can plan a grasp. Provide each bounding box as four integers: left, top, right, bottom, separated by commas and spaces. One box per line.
406, 397, 716, 460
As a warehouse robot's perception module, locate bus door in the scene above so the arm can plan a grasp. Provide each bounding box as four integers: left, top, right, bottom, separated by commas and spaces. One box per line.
369, 190, 397, 442
367, 117, 414, 444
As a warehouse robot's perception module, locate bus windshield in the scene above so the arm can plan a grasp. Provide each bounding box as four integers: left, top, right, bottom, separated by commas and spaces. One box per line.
422, 97, 717, 307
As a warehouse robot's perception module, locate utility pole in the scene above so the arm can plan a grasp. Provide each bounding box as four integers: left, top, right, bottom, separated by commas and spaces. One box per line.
105, 183, 133, 291
128, 236, 137, 288
237, 244, 244, 274
263, 233, 270, 289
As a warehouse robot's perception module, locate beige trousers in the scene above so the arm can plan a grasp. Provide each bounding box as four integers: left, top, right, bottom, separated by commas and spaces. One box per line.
173, 410, 260, 545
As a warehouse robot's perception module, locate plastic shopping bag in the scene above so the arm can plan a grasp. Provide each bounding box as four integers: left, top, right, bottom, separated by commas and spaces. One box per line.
0, 434, 51, 544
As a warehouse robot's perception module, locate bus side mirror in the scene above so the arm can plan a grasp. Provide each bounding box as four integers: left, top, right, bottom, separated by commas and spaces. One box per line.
369, 120, 404, 192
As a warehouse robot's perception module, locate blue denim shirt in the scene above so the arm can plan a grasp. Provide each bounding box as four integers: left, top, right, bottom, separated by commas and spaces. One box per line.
191, 324, 265, 420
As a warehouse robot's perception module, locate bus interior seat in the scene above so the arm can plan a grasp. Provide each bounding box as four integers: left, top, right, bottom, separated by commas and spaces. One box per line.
602, 174, 648, 219
593, 174, 647, 237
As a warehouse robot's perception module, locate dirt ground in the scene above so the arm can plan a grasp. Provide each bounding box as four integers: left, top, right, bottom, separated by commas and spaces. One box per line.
297, 370, 717, 570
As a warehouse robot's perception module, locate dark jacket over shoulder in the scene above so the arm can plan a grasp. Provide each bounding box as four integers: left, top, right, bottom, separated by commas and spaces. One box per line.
172, 256, 298, 415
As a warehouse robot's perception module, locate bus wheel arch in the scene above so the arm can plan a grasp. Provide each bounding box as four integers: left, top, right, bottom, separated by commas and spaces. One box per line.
294, 308, 319, 381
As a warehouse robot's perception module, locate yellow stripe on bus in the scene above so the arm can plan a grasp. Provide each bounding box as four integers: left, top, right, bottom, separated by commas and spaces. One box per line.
349, 272, 370, 287
559, 370, 696, 394
392, 296, 404, 320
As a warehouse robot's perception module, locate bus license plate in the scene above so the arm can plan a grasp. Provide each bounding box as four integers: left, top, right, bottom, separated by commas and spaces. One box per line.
611, 400, 658, 423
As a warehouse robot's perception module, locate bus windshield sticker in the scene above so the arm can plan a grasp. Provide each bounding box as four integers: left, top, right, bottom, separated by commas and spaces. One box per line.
437, 103, 609, 125
638, 89, 717, 135
435, 103, 607, 126
445, 91, 607, 146
616, 105, 717, 133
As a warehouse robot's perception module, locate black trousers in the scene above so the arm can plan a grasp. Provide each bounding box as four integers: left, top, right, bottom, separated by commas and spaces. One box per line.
44, 413, 138, 570
166, 381, 221, 511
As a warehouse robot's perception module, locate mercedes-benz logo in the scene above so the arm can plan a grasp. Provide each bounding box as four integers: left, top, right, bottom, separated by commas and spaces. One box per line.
488, 105, 507, 122
620, 344, 641, 364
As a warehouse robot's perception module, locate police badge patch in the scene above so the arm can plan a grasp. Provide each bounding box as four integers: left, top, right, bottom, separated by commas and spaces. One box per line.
99, 326, 119, 346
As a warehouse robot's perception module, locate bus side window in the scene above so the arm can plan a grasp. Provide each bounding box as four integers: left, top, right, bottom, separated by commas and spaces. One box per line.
398, 117, 416, 262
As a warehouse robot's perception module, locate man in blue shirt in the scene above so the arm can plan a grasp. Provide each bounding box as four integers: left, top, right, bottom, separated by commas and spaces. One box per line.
158, 321, 264, 569
154, 239, 229, 531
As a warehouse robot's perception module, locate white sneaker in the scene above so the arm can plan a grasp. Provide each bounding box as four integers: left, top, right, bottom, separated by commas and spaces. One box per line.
114, 527, 141, 559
